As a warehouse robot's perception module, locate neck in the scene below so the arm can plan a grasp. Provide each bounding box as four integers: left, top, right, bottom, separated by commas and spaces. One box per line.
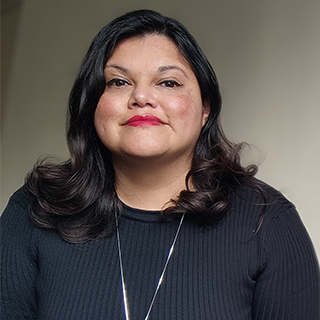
113, 156, 191, 210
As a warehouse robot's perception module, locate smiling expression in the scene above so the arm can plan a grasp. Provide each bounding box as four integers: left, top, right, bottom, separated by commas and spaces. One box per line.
94, 34, 209, 164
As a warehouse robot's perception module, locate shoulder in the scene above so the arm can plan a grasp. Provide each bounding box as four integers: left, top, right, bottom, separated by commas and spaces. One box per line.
239, 184, 320, 318
1, 187, 40, 319
232, 180, 296, 218
224, 180, 301, 239
1, 186, 35, 237
232, 180, 319, 267
234, 181, 317, 260
3, 186, 30, 209
2, 186, 30, 217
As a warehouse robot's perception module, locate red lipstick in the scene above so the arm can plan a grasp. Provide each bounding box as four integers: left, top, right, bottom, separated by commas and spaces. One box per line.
126, 115, 164, 127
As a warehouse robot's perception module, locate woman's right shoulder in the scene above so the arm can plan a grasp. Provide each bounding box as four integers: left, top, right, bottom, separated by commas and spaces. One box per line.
1, 186, 34, 231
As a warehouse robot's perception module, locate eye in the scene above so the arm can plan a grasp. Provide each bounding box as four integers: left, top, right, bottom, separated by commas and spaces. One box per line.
159, 80, 183, 88
107, 78, 129, 87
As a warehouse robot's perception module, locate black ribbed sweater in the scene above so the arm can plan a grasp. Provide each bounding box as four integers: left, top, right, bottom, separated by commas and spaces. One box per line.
1, 185, 319, 319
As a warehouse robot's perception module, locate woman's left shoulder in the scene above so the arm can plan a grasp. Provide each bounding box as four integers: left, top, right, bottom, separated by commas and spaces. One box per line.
226, 180, 306, 239
235, 180, 316, 249
233, 180, 296, 218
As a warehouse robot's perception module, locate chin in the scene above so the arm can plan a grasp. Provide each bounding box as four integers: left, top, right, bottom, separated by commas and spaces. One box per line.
124, 149, 167, 160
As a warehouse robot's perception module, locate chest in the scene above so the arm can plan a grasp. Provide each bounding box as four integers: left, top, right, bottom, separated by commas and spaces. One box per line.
35, 220, 257, 320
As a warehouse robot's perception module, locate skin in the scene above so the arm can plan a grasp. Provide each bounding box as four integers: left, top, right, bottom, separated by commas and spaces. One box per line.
94, 35, 209, 209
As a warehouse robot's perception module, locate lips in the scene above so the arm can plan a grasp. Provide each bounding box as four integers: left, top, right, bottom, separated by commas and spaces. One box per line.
125, 114, 164, 127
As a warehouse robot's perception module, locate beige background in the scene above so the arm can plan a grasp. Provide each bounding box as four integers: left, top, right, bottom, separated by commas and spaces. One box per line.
1, 0, 319, 258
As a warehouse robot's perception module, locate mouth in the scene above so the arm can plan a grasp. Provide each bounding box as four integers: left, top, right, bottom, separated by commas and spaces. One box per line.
125, 114, 165, 127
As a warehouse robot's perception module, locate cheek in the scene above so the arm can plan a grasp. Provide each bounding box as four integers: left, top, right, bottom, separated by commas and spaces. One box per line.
168, 94, 204, 125
95, 95, 113, 119
94, 98, 114, 141
94, 97, 121, 150
94, 95, 120, 128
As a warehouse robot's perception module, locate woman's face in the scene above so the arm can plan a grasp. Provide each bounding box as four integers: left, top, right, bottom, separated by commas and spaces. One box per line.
94, 34, 209, 164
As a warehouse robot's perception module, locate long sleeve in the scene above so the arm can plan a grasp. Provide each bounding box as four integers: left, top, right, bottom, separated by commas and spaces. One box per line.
1, 189, 38, 320
253, 206, 320, 319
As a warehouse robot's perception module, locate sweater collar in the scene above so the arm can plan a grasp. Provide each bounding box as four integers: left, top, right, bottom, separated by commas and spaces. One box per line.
121, 202, 164, 223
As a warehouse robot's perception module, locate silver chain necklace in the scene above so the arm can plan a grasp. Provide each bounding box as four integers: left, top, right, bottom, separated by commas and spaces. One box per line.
115, 212, 185, 320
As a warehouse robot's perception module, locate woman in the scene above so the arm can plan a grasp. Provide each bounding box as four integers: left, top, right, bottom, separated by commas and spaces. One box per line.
1, 9, 319, 320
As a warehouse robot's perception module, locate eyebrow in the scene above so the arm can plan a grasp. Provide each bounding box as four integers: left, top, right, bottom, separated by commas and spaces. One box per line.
158, 65, 188, 77
105, 64, 188, 77
105, 64, 128, 73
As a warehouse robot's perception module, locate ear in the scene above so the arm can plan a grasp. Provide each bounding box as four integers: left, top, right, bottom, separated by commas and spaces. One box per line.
201, 100, 210, 127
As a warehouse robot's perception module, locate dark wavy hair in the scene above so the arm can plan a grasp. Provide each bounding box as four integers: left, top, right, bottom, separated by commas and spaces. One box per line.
26, 9, 259, 243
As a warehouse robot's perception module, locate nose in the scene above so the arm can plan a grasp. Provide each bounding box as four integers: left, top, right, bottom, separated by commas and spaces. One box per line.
128, 83, 157, 109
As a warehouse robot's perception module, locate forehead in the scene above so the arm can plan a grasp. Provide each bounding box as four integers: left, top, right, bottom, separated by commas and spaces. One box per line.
107, 34, 191, 71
